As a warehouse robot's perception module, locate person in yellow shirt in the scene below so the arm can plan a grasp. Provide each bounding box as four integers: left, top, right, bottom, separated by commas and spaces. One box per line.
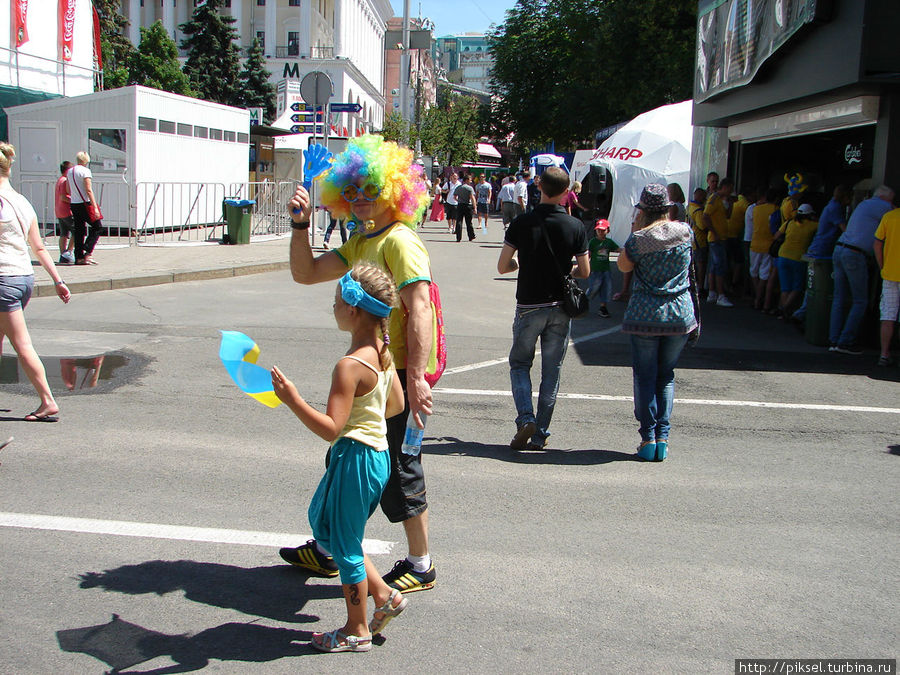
874, 208, 900, 366
772, 203, 818, 319
703, 177, 734, 306
727, 189, 750, 293
749, 188, 779, 311
687, 187, 708, 298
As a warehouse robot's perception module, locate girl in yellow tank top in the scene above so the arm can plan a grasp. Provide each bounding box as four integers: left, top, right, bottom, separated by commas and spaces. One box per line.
271, 262, 405, 653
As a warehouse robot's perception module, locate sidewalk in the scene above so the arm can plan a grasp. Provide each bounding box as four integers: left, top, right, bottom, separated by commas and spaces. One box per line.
33, 235, 296, 297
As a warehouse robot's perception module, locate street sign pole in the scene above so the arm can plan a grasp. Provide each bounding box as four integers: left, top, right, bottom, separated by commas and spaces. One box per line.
299, 71, 334, 245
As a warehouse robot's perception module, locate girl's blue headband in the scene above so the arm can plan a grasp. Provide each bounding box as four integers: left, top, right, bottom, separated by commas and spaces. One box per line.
339, 271, 393, 318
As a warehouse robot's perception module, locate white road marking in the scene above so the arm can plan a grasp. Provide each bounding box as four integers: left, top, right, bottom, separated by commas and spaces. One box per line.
434, 388, 900, 415
0, 512, 394, 554
441, 324, 622, 376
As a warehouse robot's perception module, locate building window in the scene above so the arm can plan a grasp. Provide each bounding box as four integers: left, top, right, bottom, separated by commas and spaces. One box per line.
257, 0, 264, 5
256, 31, 265, 50
177, 123, 192, 136
138, 116, 156, 131
224, 130, 236, 142
194, 126, 208, 138
159, 120, 176, 134
287, 31, 299, 56
237, 132, 249, 143
210, 128, 223, 140
289, 0, 301, 5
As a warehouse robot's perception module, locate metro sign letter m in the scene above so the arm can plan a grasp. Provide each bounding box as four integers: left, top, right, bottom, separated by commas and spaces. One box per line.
283, 63, 301, 79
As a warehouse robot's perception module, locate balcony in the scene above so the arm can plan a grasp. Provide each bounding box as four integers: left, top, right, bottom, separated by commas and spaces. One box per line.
275, 45, 301, 58
273, 45, 334, 59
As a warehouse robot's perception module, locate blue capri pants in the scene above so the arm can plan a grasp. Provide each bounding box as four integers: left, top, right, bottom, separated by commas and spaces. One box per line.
308, 437, 390, 584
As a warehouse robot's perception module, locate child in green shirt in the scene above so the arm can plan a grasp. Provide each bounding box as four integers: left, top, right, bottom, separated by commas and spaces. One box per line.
587, 219, 619, 317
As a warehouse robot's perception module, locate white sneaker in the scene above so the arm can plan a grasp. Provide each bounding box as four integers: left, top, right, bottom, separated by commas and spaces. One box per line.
707, 291, 719, 303
716, 296, 734, 307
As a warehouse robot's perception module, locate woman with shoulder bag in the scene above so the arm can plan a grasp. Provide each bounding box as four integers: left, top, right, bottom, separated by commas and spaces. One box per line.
0, 142, 72, 421
617, 184, 698, 462
67, 151, 102, 265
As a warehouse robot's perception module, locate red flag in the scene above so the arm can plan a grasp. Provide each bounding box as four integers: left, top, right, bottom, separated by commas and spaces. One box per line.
13, 0, 28, 47
59, 0, 76, 61
92, 6, 102, 70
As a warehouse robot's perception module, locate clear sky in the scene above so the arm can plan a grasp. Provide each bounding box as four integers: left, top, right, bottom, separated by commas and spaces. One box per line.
388, 0, 518, 37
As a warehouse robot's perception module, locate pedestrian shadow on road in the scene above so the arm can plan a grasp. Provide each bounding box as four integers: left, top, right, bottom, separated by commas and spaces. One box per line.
887, 445, 900, 456
57, 613, 316, 673
426, 436, 639, 465
77, 560, 341, 623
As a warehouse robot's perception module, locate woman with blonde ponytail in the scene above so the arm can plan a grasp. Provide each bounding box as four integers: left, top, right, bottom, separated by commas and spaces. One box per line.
0, 143, 71, 421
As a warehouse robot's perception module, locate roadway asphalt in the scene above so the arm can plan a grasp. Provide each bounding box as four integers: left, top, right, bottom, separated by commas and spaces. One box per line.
2, 214, 898, 673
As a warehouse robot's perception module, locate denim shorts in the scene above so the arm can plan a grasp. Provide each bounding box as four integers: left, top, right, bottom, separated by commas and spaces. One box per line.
0, 274, 34, 312
477, 202, 488, 215
708, 241, 728, 276
777, 257, 807, 293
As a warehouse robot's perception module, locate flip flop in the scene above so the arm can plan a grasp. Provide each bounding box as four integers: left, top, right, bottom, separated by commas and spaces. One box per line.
369, 588, 407, 635
24, 411, 59, 423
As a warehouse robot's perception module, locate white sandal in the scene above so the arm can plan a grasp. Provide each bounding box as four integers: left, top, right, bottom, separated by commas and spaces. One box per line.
310, 628, 372, 653
369, 588, 408, 635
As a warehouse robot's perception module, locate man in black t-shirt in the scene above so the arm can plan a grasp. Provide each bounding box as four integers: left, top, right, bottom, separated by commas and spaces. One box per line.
497, 167, 590, 450
526, 171, 541, 212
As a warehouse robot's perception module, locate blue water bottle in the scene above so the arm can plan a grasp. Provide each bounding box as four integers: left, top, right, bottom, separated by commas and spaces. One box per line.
400, 414, 427, 456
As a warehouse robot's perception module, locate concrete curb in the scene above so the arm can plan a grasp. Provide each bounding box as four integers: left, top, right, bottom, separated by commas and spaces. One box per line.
33, 260, 291, 297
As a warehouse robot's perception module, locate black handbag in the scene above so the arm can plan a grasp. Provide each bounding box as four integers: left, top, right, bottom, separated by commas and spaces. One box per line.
538, 221, 589, 318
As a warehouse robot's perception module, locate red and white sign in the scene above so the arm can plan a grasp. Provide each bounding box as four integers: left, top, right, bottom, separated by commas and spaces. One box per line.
59, 0, 76, 61
13, 0, 28, 47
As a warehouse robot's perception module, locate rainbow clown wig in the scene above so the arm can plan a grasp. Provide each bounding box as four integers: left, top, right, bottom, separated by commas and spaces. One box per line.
319, 134, 430, 227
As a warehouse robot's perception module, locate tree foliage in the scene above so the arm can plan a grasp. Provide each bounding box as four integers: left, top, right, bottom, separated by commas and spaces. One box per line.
94, 0, 135, 89
418, 88, 480, 168
488, 0, 697, 151
129, 22, 194, 96
179, 0, 243, 106
239, 38, 277, 123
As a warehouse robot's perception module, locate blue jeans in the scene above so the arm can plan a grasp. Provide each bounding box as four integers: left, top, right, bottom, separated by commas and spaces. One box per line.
509, 306, 571, 443
630, 334, 688, 443
829, 245, 869, 346
586, 270, 612, 303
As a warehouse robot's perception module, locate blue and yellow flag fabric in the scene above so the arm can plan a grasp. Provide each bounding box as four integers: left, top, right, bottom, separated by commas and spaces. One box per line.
218, 330, 281, 408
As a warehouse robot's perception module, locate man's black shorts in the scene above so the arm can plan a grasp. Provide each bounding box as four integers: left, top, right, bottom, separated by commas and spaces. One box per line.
380, 369, 427, 522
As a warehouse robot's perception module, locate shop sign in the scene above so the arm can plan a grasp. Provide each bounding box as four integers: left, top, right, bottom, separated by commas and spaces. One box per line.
695, 0, 827, 103
843, 142, 867, 168
592, 146, 643, 162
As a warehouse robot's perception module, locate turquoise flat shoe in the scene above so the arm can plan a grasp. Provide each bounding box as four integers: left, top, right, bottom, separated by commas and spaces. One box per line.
654, 440, 668, 461
636, 441, 657, 461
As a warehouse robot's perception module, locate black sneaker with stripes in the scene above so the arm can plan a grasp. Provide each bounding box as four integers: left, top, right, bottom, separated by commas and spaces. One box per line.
279, 539, 339, 577
382, 558, 436, 593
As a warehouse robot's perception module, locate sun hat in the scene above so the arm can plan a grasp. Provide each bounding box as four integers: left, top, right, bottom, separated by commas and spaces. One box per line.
634, 183, 673, 212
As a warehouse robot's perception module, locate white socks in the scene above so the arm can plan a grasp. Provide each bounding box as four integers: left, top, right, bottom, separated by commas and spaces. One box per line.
406, 554, 431, 573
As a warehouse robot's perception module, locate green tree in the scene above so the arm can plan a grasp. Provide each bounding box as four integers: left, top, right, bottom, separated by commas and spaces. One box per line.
488, 0, 696, 151
179, 0, 242, 106
94, 0, 135, 89
128, 22, 194, 96
379, 111, 408, 145
418, 88, 479, 168
239, 38, 277, 123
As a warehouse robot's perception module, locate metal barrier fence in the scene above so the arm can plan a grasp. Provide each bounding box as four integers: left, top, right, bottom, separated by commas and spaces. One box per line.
228, 181, 297, 237
16, 179, 302, 247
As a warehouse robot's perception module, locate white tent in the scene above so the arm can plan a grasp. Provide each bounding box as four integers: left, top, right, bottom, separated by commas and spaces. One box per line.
530, 153, 568, 172
577, 100, 693, 245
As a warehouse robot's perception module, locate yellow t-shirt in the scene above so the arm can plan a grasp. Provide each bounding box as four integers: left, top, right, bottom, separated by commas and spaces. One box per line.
335, 355, 394, 451
704, 194, 729, 240
750, 203, 777, 253
688, 202, 707, 248
335, 224, 431, 370
874, 208, 900, 282
780, 197, 797, 225
778, 217, 818, 261
727, 195, 749, 238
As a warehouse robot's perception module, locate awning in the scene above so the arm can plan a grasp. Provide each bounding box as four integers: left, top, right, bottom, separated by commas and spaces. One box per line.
477, 142, 502, 159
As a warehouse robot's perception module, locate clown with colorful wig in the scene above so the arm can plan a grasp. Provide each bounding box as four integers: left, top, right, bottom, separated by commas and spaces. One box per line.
280, 134, 438, 613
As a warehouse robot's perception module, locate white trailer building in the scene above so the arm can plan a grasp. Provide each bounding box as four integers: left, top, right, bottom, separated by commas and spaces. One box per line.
6, 85, 250, 240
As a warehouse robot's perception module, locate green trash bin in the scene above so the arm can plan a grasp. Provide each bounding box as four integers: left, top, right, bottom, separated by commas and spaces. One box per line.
223, 199, 254, 244
804, 256, 833, 346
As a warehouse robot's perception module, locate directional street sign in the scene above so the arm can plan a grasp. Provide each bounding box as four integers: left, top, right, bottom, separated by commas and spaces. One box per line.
330, 102, 362, 114
290, 124, 325, 134
290, 102, 314, 112
291, 112, 323, 122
